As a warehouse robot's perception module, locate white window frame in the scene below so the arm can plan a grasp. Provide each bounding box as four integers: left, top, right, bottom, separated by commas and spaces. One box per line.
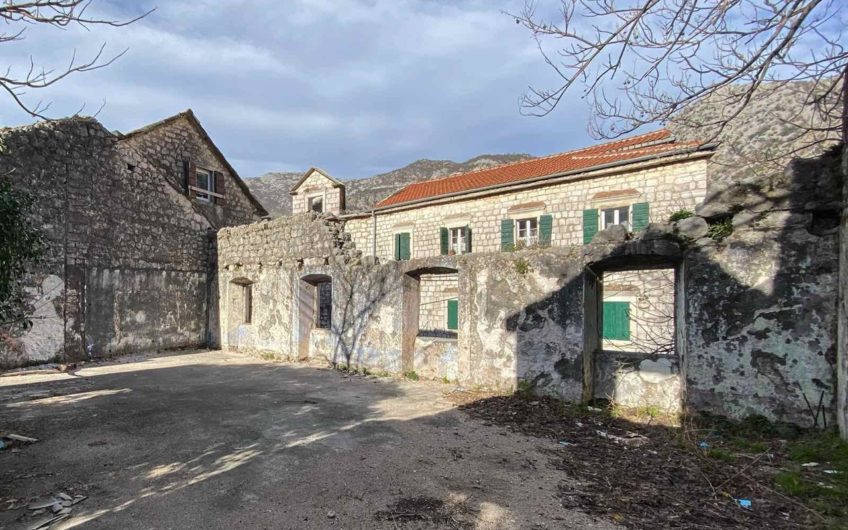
195, 168, 214, 203
600, 205, 631, 231
449, 226, 467, 255
515, 217, 539, 247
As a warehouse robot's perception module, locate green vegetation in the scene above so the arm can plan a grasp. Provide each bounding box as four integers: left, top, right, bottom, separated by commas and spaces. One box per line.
775, 432, 848, 525
706, 217, 734, 241
441, 376, 452, 384
668, 209, 694, 222
514, 258, 531, 275
706, 447, 736, 463
0, 182, 44, 329
516, 379, 534, 399
403, 370, 419, 381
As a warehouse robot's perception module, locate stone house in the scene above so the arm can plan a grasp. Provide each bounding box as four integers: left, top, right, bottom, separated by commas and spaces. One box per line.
0, 110, 266, 367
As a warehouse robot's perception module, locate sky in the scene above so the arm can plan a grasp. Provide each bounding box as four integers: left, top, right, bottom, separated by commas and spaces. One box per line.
0, 0, 594, 179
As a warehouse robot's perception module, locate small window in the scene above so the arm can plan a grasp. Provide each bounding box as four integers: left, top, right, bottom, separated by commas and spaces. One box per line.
602, 301, 630, 340
243, 284, 253, 324
196, 168, 214, 202
516, 218, 538, 246
449, 227, 466, 254
394, 232, 411, 261
446, 299, 459, 331
316, 281, 332, 329
601, 206, 630, 231
308, 196, 323, 213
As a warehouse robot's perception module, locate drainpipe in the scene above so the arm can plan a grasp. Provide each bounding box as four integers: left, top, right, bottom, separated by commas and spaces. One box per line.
371, 210, 377, 257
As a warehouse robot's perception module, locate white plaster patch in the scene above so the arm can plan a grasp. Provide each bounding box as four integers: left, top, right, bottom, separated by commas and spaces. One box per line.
16, 275, 65, 362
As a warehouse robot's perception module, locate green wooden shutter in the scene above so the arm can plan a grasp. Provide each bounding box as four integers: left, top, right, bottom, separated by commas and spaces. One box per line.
583, 209, 599, 244
440, 227, 449, 255
539, 214, 553, 246
464, 226, 472, 253
602, 301, 630, 340
447, 299, 459, 330
399, 233, 411, 260
394, 233, 401, 260
631, 202, 649, 231
500, 219, 514, 250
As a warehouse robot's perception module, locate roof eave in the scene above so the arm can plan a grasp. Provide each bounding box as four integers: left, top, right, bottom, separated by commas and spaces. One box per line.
373, 144, 715, 213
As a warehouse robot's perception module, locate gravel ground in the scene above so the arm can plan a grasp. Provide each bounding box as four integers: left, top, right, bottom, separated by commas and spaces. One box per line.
0, 350, 619, 529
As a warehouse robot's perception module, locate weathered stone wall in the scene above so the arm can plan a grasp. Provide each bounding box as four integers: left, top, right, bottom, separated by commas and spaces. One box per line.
121, 114, 261, 228
840, 145, 848, 439
291, 171, 343, 215
363, 155, 707, 261
0, 114, 259, 367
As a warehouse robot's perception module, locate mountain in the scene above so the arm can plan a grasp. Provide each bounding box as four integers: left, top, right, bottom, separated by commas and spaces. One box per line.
245, 154, 534, 217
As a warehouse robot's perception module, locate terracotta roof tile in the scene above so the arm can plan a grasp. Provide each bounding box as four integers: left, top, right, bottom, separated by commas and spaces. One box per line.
375, 129, 703, 209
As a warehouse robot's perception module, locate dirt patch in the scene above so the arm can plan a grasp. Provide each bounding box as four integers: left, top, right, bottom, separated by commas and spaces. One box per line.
459, 395, 826, 529
375, 496, 472, 529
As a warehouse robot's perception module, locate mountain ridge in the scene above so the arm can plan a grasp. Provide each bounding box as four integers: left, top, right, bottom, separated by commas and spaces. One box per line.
245, 153, 534, 217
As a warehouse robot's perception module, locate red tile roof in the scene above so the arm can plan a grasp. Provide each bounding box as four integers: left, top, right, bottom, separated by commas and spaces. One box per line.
375, 129, 704, 209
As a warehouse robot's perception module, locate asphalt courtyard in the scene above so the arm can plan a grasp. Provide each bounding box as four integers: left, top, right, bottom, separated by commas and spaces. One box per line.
0, 350, 620, 529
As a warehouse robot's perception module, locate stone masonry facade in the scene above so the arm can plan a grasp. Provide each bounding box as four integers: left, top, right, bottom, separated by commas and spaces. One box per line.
0, 111, 265, 368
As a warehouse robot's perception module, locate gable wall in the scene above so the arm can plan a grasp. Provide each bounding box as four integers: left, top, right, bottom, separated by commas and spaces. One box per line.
292, 171, 342, 214
0, 117, 229, 367
122, 115, 260, 228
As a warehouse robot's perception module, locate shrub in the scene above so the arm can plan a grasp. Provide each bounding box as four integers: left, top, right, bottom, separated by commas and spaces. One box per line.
668, 209, 694, 222
707, 217, 733, 241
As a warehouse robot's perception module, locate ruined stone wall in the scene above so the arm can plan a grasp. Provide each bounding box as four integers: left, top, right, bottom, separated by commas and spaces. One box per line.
0, 117, 222, 366
368, 156, 707, 261
840, 146, 848, 439
121, 115, 260, 228
216, 213, 352, 356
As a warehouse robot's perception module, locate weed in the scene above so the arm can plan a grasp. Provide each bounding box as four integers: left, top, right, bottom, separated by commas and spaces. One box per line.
706, 217, 733, 241
404, 370, 419, 381
514, 258, 530, 275
441, 376, 452, 384
259, 351, 277, 361
516, 379, 534, 399
706, 448, 736, 463
669, 209, 694, 222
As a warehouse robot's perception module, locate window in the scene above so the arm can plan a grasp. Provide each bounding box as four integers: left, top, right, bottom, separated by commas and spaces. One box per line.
516, 218, 538, 246
602, 301, 630, 340
195, 168, 214, 202
243, 284, 253, 324
316, 281, 332, 329
446, 299, 459, 330
308, 195, 323, 213
394, 232, 411, 261
601, 206, 630, 231
449, 227, 466, 254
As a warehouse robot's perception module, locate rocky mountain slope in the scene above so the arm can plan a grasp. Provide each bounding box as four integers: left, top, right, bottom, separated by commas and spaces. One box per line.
246, 154, 533, 217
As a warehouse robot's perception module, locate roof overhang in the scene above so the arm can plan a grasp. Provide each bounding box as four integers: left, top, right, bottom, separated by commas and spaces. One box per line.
372, 144, 716, 214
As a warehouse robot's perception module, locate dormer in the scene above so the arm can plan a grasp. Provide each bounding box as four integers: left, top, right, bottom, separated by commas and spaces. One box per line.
290, 167, 346, 215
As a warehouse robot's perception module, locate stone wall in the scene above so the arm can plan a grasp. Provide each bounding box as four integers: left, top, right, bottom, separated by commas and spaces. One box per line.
121, 113, 261, 228
0, 114, 260, 367
354, 155, 707, 261
840, 145, 848, 439
291, 170, 343, 215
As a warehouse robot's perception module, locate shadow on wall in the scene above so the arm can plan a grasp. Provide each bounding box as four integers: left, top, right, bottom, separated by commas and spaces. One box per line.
505, 145, 842, 427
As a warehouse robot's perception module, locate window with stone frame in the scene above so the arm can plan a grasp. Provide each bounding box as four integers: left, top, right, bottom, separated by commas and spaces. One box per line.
600, 205, 630, 231
308, 195, 324, 213
195, 168, 214, 202
316, 280, 332, 329
516, 218, 539, 246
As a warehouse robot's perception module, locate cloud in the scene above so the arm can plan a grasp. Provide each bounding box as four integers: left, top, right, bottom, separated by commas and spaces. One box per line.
0, 0, 591, 179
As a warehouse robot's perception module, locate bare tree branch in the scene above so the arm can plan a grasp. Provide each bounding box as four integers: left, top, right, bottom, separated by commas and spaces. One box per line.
511, 0, 846, 143
0, 0, 153, 119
